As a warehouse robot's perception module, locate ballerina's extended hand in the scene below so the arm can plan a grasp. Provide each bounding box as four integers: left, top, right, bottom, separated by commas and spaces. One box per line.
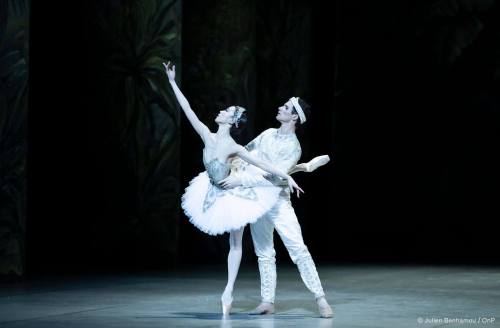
163, 61, 175, 81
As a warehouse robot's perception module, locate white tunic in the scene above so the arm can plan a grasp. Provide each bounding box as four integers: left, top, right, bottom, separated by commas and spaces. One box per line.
239, 128, 302, 189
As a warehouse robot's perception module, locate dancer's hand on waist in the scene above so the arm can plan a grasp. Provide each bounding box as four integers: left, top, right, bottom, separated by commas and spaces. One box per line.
219, 176, 242, 189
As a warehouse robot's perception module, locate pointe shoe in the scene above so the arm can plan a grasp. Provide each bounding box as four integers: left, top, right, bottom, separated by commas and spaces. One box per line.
316, 296, 333, 318
289, 155, 330, 174
221, 295, 233, 316
248, 302, 275, 315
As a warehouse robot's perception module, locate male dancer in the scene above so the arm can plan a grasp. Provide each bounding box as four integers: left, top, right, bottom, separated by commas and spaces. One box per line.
220, 97, 333, 318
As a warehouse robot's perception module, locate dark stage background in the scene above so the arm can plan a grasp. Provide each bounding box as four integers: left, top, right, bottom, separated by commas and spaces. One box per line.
7, 0, 499, 278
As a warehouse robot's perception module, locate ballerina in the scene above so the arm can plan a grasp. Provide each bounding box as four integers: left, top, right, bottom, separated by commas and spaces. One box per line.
163, 62, 303, 316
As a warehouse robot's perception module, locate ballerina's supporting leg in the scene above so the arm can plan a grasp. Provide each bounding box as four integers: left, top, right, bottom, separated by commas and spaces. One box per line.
221, 227, 244, 315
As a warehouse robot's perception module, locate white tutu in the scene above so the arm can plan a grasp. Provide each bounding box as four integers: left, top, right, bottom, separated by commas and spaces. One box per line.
181, 171, 281, 235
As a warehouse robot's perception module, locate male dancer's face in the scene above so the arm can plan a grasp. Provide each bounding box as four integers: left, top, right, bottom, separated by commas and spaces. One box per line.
276, 100, 298, 124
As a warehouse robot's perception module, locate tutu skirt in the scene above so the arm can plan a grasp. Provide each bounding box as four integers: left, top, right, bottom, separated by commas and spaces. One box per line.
181, 171, 281, 235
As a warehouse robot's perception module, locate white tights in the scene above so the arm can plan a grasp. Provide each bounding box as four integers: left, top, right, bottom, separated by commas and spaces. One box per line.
222, 227, 244, 302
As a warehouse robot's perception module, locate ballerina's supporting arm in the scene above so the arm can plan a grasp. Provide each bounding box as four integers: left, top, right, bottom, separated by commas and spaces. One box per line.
163, 61, 210, 142
221, 154, 330, 189
234, 145, 304, 198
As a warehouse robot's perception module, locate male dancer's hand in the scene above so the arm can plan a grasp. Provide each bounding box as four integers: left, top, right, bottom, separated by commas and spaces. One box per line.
219, 176, 242, 189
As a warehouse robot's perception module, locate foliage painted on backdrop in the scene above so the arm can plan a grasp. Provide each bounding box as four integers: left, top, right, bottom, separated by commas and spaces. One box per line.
0, 0, 29, 277
89, 0, 182, 264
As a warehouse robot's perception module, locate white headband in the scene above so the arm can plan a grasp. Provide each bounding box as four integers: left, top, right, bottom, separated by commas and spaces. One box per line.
290, 97, 306, 124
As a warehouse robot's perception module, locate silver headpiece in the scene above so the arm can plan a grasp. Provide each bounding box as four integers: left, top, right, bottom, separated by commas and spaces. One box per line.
233, 106, 246, 128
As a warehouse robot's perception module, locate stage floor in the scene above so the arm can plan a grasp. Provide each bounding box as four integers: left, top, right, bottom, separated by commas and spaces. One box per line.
1, 265, 499, 327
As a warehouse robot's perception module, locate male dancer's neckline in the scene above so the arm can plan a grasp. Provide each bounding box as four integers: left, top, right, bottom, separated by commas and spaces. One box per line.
276, 127, 295, 136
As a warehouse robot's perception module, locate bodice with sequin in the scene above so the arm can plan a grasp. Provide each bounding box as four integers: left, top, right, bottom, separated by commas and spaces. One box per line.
202, 147, 230, 184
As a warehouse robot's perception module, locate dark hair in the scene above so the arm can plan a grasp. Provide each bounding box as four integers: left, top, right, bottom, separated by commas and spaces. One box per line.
291, 98, 311, 124
230, 106, 247, 138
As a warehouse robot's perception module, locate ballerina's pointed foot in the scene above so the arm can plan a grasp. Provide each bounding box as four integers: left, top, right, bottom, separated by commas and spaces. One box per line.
221, 301, 232, 316
221, 291, 233, 316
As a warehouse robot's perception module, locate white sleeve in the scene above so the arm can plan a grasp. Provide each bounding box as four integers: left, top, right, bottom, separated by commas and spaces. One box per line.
231, 157, 270, 188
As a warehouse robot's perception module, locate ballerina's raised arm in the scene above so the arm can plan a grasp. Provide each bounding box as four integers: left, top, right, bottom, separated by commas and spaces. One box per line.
163, 61, 211, 143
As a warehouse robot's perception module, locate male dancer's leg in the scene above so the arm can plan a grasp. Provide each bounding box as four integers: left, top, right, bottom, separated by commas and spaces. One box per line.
250, 211, 277, 305
272, 198, 326, 299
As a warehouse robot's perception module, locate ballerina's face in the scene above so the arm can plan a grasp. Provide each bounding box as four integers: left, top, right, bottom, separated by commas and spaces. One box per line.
215, 106, 237, 125
276, 100, 298, 124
